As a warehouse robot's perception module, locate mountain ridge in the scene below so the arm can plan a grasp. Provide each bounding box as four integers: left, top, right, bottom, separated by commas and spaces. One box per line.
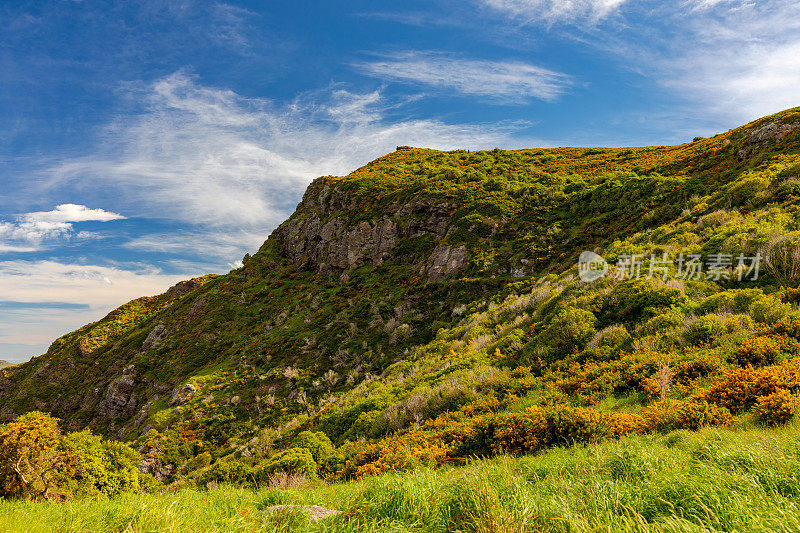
2, 106, 799, 483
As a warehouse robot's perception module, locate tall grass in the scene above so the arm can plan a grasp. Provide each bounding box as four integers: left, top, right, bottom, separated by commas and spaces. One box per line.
3, 420, 800, 532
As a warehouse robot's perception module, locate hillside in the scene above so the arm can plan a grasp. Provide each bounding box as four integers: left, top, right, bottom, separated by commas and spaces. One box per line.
1, 107, 799, 487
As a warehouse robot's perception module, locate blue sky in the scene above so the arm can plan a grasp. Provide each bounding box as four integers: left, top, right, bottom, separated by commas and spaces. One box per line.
1, 0, 799, 362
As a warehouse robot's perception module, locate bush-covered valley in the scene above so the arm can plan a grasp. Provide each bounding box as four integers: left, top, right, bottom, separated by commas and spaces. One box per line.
1, 107, 800, 529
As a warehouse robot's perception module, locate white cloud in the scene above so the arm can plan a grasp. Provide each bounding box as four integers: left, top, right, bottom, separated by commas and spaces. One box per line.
49, 72, 534, 249
0, 204, 124, 251
475, 0, 799, 126
0, 260, 190, 351
22, 204, 125, 224
355, 52, 572, 102
660, 0, 800, 121
0, 244, 38, 253
0, 261, 184, 305
479, 0, 627, 24
681, 0, 744, 12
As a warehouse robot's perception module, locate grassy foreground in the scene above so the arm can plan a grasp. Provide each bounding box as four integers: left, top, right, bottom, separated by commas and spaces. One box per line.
3, 420, 800, 532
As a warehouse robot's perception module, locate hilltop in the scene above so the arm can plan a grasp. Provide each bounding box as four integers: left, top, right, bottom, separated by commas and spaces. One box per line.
1, 107, 799, 487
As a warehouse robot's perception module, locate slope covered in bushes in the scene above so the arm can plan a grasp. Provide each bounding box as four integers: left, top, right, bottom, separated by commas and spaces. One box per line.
0, 107, 799, 491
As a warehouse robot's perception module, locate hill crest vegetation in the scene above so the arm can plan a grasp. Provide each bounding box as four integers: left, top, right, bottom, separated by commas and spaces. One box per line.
1, 107, 800, 497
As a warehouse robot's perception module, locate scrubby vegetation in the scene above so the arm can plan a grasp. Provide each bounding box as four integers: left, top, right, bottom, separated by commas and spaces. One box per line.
1, 108, 800, 528
0, 412, 145, 501
4, 421, 800, 531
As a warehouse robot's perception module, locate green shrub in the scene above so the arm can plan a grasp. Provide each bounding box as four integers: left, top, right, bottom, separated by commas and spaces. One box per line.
604, 279, 688, 323
542, 307, 597, 356
697, 292, 734, 314
258, 448, 317, 480
62, 431, 141, 497
596, 325, 632, 350
750, 295, 790, 324
292, 431, 334, 464
197, 460, 253, 487
642, 308, 684, 335
683, 315, 723, 345
776, 180, 800, 201
728, 175, 769, 206
733, 289, 764, 313
137, 472, 164, 493
187, 452, 212, 472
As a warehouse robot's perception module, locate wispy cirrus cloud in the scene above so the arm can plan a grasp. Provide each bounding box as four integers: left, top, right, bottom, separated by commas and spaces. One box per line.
49, 72, 536, 253
478, 0, 800, 125
122, 230, 267, 267
478, 0, 627, 24
660, 0, 800, 121
355, 51, 572, 102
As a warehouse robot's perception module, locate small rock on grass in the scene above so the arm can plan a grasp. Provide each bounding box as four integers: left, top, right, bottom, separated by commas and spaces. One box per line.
263, 504, 341, 521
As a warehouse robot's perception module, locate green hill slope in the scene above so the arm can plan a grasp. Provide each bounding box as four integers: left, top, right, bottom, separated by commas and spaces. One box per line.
1, 107, 799, 484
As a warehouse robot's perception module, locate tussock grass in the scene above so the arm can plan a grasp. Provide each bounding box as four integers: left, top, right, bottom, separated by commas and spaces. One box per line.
4, 421, 800, 532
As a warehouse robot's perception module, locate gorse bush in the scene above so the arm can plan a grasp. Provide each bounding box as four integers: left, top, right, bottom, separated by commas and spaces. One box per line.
683, 314, 723, 345
61, 431, 140, 497
0, 412, 140, 501
737, 336, 782, 366
752, 389, 798, 425
0, 412, 62, 501
702, 358, 800, 412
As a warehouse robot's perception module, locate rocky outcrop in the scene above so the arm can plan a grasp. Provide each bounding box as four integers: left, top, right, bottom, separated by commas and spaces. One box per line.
169, 383, 197, 407
274, 180, 469, 281
142, 323, 168, 351
738, 120, 799, 159
424, 243, 469, 282
164, 277, 211, 299
138, 456, 175, 483
749, 121, 798, 145
97, 364, 138, 419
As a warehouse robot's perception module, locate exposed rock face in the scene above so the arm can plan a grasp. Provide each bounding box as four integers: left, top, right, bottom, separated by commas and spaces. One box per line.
138, 456, 175, 483
739, 120, 799, 159
142, 323, 168, 351
164, 278, 210, 299
168, 383, 197, 407
97, 364, 138, 419
274, 180, 469, 280
424, 243, 469, 282
749, 121, 798, 145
